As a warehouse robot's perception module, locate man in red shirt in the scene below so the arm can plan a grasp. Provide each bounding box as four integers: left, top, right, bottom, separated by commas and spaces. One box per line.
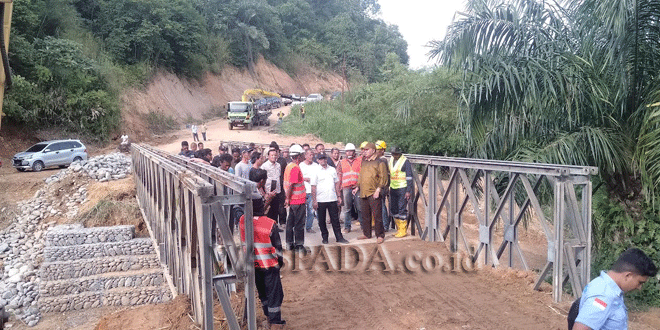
283, 144, 307, 254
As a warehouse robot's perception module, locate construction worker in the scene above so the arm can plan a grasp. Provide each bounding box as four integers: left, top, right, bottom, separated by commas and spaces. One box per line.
355, 142, 388, 244
569, 248, 656, 330
359, 141, 369, 158
337, 143, 362, 233
388, 146, 414, 238
283, 144, 307, 254
278, 110, 284, 124
375, 140, 390, 232
239, 197, 286, 329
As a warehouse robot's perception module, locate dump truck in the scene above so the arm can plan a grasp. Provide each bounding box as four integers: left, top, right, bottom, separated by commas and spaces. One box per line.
227, 101, 270, 130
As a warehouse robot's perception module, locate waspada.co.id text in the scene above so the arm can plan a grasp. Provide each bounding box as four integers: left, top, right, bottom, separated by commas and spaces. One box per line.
279, 244, 477, 274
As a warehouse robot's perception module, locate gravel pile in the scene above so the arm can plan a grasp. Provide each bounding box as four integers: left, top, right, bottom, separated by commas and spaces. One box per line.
0, 152, 133, 327
46, 152, 132, 184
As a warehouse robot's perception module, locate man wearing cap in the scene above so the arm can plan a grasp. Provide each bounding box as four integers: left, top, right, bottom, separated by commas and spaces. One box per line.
355, 142, 389, 243
283, 144, 307, 253
337, 143, 362, 233
313, 153, 348, 244
375, 140, 391, 232
388, 146, 414, 238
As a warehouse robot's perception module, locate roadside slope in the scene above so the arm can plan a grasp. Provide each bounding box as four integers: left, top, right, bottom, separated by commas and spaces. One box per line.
121, 57, 344, 141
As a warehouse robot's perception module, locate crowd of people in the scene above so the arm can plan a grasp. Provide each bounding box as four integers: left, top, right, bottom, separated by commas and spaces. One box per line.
176, 138, 415, 329
175, 138, 660, 330
176, 139, 414, 248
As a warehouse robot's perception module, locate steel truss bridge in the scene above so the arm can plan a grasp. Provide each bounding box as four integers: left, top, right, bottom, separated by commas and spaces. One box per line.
131, 141, 597, 330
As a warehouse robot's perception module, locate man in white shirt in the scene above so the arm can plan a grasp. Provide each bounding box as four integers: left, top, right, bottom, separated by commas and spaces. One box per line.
299, 149, 320, 233
261, 148, 283, 223
235, 148, 252, 179
191, 124, 199, 142
313, 153, 348, 244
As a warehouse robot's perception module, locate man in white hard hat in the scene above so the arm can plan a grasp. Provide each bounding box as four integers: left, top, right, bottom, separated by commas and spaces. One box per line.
283, 144, 307, 254
336, 143, 362, 233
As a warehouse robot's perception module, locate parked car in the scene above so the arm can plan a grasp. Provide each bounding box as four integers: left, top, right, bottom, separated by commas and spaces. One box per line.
306, 93, 324, 102
12, 139, 88, 172
291, 94, 306, 107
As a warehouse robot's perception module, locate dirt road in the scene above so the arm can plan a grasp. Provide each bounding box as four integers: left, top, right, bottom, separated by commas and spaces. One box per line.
156, 105, 339, 155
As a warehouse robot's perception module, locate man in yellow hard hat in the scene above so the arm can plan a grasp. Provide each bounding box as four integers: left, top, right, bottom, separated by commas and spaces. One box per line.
354, 142, 388, 244
388, 146, 414, 238
375, 140, 391, 232
359, 141, 369, 158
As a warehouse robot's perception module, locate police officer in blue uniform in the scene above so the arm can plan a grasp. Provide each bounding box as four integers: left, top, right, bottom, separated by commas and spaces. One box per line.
570, 248, 657, 330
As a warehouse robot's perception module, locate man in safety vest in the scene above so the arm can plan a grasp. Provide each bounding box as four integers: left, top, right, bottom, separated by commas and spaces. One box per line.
388, 146, 414, 238
239, 198, 286, 329
336, 143, 362, 233
283, 144, 307, 254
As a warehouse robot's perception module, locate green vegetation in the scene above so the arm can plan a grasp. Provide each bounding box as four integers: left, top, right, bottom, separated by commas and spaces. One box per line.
281, 61, 466, 157
4, 0, 408, 139
144, 110, 178, 134
429, 0, 660, 306
592, 189, 660, 307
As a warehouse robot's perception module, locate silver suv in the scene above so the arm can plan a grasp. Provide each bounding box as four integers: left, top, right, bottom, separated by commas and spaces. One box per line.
12, 139, 88, 172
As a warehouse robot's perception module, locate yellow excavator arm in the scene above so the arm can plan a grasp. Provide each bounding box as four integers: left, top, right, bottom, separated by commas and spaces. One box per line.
241, 89, 282, 102
241, 89, 302, 102
0, 0, 13, 131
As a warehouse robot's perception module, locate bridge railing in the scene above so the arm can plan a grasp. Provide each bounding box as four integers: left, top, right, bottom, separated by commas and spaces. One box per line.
132, 144, 260, 330
215, 140, 597, 302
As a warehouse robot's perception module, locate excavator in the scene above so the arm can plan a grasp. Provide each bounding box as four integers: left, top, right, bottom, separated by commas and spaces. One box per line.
228, 89, 301, 130
0, 0, 13, 132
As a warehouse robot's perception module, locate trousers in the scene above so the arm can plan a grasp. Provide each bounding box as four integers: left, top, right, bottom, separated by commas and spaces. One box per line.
317, 201, 344, 242
285, 204, 305, 249
360, 195, 384, 238
255, 267, 285, 325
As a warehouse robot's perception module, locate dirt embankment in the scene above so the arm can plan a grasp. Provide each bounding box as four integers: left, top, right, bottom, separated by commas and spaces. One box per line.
121, 56, 345, 141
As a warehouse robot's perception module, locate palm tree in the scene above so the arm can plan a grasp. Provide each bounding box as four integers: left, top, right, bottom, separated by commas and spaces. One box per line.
429, 0, 660, 200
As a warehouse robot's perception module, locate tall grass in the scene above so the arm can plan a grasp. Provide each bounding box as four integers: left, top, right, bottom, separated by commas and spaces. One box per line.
281, 102, 365, 144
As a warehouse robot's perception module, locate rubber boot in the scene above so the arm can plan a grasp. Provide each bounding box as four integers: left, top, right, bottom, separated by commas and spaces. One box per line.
394, 219, 408, 238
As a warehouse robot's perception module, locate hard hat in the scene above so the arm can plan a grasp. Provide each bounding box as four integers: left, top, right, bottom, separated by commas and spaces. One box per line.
360, 141, 369, 149
375, 140, 387, 150
344, 143, 356, 151
289, 144, 304, 155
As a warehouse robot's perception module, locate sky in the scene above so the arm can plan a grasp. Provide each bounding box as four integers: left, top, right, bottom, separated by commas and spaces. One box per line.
377, 0, 467, 69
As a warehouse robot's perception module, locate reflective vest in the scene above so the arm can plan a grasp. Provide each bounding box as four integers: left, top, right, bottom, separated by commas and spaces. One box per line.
239, 215, 279, 269
283, 162, 306, 203
388, 155, 408, 189
339, 157, 361, 188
